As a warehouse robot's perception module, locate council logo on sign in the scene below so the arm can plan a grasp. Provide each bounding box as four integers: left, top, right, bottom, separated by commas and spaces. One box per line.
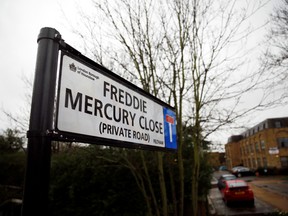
69, 63, 76, 72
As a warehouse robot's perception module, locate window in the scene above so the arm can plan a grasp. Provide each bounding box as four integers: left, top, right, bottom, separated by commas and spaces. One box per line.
251, 144, 254, 153
248, 158, 252, 168
260, 140, 265, 150
263, 157, 267, 167
280, 157, 288, 168
255, 142, 260, 152
259, 124, 263, 131
252, 159, 256, 168
257, 158, 261, 167
275, 121, 281, 128
277, 138, 288, 148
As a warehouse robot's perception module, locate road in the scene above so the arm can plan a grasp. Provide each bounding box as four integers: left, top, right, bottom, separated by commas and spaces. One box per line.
209, 171, 288, 215
248, 176, 288, 212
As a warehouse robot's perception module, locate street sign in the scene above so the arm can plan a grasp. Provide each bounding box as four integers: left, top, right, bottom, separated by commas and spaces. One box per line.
56, 53, 177, 150
268, 147, 279, 155
23, 27, 177, 216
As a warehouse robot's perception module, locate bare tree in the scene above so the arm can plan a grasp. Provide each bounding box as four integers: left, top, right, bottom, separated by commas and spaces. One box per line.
68, 0, 272, 215
1, 74, 73, 153
160, 1, 271, 214
265, 0, 288, 66
261, 0, 288, 106
1, 75, 32, 137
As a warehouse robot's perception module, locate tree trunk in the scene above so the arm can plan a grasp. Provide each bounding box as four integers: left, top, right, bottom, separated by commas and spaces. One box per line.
157, 152, 168, 215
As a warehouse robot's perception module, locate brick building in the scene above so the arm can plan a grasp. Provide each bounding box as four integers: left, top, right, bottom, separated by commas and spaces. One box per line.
207, 152, 226, 169
225, 117, 288, 170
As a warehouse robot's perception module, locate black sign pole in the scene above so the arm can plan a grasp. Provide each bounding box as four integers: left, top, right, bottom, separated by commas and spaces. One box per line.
22, 27, 61, 216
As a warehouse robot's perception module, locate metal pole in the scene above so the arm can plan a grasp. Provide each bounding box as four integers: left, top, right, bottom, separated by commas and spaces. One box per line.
21, 27, 61, 216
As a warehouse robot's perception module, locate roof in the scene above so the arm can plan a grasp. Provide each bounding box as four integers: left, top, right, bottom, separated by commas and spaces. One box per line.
226, 180, 247, 188
227, 117, 288, 143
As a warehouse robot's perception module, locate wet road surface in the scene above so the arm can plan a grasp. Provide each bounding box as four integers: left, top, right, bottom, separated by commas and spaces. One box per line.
248, 176, 288, 212
209, 171, 288, 215
209, 187, 276, 215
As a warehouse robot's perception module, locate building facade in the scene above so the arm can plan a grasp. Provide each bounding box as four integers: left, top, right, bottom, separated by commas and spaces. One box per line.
207, 152, 226, 169
225, 117, 288, 170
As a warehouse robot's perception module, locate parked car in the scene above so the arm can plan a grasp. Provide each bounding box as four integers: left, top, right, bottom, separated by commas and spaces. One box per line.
220, 179, 254, 207
231, 166, 254, 177
219, 165, 228, 171
217, 174, 237, 189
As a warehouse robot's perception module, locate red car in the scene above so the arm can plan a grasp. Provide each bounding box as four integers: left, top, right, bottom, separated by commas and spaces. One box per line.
220, 179, 254, 207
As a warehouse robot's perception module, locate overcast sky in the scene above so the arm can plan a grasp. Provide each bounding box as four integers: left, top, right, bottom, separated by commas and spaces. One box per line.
0, 0, 287, 144
0, 0, 78, 130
